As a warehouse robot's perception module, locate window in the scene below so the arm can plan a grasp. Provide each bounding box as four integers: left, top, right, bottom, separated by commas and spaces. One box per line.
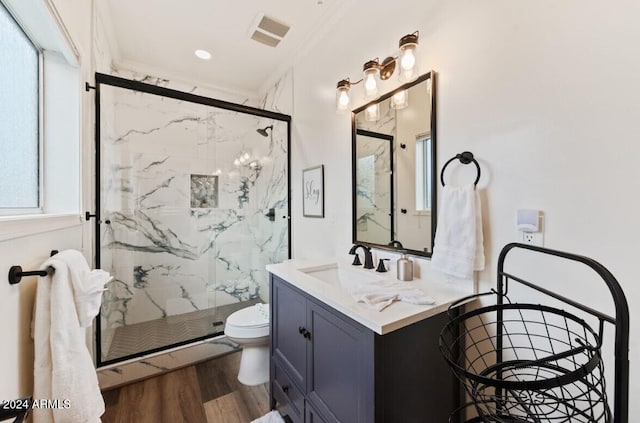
415, 134, 432, 211
0, 0, 81, 241
0, 2, 40, 211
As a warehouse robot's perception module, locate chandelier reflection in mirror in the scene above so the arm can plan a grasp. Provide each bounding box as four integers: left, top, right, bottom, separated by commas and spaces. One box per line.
336, 31, 419, 113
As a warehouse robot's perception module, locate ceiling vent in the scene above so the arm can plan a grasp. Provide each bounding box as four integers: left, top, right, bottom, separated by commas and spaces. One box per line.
250, 13, 291, 48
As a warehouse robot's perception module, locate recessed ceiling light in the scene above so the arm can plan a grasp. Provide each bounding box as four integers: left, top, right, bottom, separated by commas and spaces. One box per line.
195, 49, 211, 60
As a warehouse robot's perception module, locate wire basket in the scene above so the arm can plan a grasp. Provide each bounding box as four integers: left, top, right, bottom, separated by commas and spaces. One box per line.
440, 301, 611, 422
448, 402, 530, 423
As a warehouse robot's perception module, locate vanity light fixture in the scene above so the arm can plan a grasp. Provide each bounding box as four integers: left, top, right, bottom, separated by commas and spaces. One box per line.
398, 32, 419, 82
335, 31, 419, 111
363, 60, 380, 99
336, 79, 352, 112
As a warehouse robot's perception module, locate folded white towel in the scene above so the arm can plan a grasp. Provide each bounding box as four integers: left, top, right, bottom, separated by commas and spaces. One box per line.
252, 410, 286, 423
431, 184, 485, 279
33, 250, 106, 423
349, 280, 435, 311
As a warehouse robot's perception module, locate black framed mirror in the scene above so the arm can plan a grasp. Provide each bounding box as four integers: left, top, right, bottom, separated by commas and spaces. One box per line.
352, 71, 436, 257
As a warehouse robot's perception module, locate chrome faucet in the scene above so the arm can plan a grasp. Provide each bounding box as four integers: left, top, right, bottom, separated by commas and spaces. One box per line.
349, 244, 374, 269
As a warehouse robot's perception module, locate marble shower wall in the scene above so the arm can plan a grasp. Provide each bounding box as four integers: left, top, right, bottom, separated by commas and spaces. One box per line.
99, 84, 289, 337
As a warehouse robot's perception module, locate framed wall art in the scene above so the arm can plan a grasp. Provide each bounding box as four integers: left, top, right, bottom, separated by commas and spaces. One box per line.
303, 165, 324, 218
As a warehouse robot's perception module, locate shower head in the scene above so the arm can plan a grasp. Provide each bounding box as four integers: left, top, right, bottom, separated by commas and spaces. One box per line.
257, 125, 273, 137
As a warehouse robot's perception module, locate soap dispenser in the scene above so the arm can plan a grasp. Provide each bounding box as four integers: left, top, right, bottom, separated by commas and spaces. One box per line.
397, 251, 413, 281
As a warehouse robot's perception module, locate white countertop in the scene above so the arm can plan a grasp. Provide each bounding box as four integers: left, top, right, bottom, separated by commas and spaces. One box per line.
266, 256, 475, 335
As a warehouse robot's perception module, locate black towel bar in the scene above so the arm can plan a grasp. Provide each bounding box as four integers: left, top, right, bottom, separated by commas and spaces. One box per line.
440, 151, 481, 187
8, 250, 58, 285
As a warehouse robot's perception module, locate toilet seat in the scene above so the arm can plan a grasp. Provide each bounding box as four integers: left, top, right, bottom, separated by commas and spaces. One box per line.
225, 303, 270, 339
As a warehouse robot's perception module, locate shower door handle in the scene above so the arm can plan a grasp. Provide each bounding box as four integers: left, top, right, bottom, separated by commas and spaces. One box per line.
264, 208, 276, 221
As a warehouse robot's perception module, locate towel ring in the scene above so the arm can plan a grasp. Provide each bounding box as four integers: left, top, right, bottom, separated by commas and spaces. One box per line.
440, 151, 481, 187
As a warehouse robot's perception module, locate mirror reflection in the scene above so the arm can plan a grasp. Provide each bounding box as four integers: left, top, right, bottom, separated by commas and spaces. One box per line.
352, 72, 436, 256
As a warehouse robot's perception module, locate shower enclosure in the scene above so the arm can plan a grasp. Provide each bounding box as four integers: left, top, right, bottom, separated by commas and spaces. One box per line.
93, 74, 290, 367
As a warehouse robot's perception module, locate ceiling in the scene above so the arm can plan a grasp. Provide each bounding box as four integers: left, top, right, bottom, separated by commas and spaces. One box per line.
105, 0, 344, 96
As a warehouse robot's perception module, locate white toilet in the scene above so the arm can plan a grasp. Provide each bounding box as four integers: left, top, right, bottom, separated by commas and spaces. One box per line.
224, 303, 270, 386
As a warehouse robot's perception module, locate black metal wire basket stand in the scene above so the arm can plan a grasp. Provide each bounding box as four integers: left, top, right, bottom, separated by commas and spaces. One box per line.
439, 243, 629, 423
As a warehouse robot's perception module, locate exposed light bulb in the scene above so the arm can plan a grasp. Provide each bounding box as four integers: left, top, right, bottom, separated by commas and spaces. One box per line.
234, 159, 240, 166
336, 79, 351, 112
243, 152, 250, 160
391, 90, 409, 109
363, 60, 379, 99
365, 104, 379, 122
364, 72, 377, 95
398, 32, 419, 82
363, 72, 378, 99
400, 48, 416, 71
338, 90, 349, 108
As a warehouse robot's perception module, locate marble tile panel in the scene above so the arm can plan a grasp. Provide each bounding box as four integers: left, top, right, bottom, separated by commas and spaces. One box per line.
98, 73, 288, 363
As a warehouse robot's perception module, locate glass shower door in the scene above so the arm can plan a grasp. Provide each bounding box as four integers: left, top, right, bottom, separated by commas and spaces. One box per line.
95, 75, 290, 366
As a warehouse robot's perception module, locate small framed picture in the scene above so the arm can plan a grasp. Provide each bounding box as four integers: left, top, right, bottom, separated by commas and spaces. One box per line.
302, 165, 324, 218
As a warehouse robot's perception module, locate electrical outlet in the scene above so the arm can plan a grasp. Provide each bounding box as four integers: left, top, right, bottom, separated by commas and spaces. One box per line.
522, 232, 544, 247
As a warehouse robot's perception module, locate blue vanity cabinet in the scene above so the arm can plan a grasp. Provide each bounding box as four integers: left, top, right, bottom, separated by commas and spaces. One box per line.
271, 274, 373, 422
270, 273, 459, 423
272, 275, 308, 389
305, 299, 375, 423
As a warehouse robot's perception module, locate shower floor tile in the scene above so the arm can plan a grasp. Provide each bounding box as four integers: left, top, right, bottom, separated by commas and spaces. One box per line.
105, 299, 261, 361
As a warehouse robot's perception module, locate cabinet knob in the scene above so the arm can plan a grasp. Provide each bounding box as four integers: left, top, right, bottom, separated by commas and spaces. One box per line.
282, 384, 289, 394
298, 326, 311, 339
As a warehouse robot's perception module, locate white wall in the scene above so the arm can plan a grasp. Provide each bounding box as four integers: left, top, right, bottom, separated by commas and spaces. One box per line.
0, 0, 92, 402
290, 0, 640, 415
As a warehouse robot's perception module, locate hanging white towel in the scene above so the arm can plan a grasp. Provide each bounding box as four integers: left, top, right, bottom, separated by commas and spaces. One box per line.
431, 184, 485, 279
74, 269, 111, 328
349, 280, 435, 311
33, 250, 107, 423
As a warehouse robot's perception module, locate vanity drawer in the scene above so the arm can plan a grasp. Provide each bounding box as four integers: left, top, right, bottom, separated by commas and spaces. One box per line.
273, 364, 304, 423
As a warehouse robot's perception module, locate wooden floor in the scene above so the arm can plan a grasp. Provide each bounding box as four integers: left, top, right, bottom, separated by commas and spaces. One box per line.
102, 352, 270, 423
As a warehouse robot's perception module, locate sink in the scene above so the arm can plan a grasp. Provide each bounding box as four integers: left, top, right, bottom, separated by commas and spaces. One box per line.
299, 263, 384, 288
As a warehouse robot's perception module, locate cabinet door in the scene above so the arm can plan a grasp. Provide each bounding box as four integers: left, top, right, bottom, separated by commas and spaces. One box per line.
306, 301, 374, 423
272, 276, 308, 390
305, 401, 328, 423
